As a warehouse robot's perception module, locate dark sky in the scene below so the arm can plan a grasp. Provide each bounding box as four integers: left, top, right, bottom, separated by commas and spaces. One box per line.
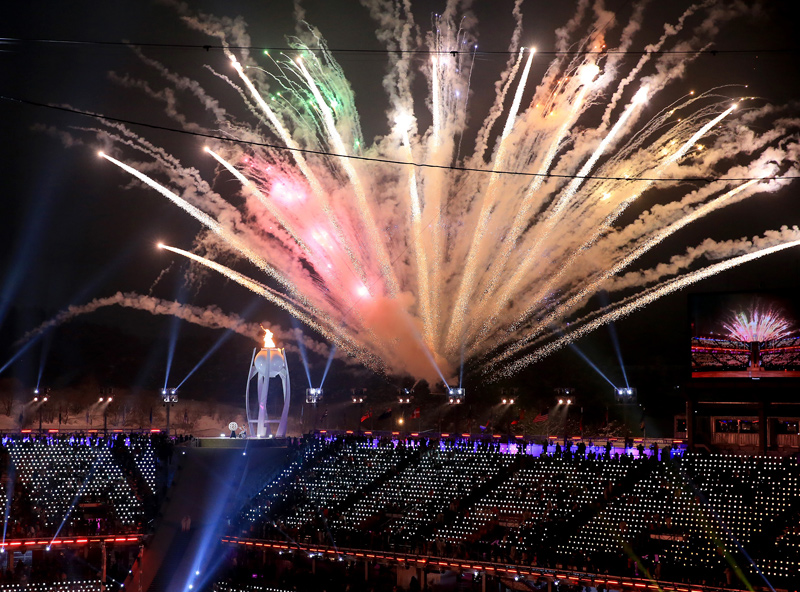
0, 0, 798, 414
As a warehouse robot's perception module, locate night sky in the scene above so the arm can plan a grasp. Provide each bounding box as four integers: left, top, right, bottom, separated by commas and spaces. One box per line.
1, 0, 799, 422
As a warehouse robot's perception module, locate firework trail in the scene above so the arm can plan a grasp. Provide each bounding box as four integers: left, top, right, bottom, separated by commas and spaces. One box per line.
89, 1, 798, 382
496, 236, 800, 377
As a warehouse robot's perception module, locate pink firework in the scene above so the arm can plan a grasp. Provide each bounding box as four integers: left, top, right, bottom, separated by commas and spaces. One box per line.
722, 303, 793, 343
89, 3, 800, 382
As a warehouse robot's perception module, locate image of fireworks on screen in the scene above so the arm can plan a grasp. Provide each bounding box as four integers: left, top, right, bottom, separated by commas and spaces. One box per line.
722, 304, 793, 344
691, 294, 800, 376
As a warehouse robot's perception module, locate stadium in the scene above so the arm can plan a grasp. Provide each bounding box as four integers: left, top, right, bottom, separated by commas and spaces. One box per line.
0, 379, 799, 592
2, 0, 800, 591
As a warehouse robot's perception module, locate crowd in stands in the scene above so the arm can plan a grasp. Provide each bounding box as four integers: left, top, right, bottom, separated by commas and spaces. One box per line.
231, 434, 800, 589
0, 432, 182, 589
691, 335, 800, 371
0, 432, 172, 540
691, 352, 749, 369
761, 345, 800, 369
760, 335, 800, 370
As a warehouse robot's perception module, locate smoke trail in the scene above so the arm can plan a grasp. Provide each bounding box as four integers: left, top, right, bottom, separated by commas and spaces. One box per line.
609, 226, 800, 291
497, 236, 800, 376
14, 292, 332, 360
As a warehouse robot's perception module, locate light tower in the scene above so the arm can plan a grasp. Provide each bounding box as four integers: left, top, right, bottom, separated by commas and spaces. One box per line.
305, 388, 323, 404
246, 328, 291, 438
614, 387, 637, 404
447, 387, 465, 404
161, 388, 178, 436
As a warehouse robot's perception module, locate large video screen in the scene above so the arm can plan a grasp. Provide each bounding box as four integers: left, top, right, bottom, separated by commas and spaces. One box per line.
690, 292, 800, 377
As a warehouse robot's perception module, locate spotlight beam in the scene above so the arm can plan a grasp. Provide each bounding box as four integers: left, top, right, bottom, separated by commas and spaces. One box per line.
290, 317, 314, 389
319, 344, 337, 389
567, 342, 617, 388
606, 320, 629, 388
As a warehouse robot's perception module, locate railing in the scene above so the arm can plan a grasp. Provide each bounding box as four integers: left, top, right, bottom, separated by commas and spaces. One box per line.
712, 432, 759, 446
0, 534, 142, 552
0, 582, 101, 591
777, 433, 800, 447
220, 536, 750, 592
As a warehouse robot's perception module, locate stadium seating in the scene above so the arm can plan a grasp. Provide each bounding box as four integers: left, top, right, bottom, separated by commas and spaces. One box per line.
334, 441, 514, 545
234, 434, 800, 588
1, 433, 164, 537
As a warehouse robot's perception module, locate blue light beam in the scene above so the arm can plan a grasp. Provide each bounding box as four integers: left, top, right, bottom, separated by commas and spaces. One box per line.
290, 317, 313, 388
50, 455, 104, 545
2, 247, 140, 377
319, 344, 337, 389
35, 333, 52, 392
176, 297, 261, 390
163, 283, 187, 390
567, 342, 617, 388
163, 314, 181, 390
607, 321, 630, 388
175, 329, 236, 390
459, 344, 465, 389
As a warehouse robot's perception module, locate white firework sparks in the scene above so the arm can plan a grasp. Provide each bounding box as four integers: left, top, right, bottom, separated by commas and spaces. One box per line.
84, 1, 799, 383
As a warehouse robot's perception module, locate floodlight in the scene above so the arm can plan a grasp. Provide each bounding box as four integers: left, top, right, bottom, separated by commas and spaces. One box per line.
305, 388, 323, 404
447, 387, 466, 403
613, 387, 637, 403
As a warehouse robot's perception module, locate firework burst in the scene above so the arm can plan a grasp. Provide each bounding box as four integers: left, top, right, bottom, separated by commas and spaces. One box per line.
90, 1, 800, 383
